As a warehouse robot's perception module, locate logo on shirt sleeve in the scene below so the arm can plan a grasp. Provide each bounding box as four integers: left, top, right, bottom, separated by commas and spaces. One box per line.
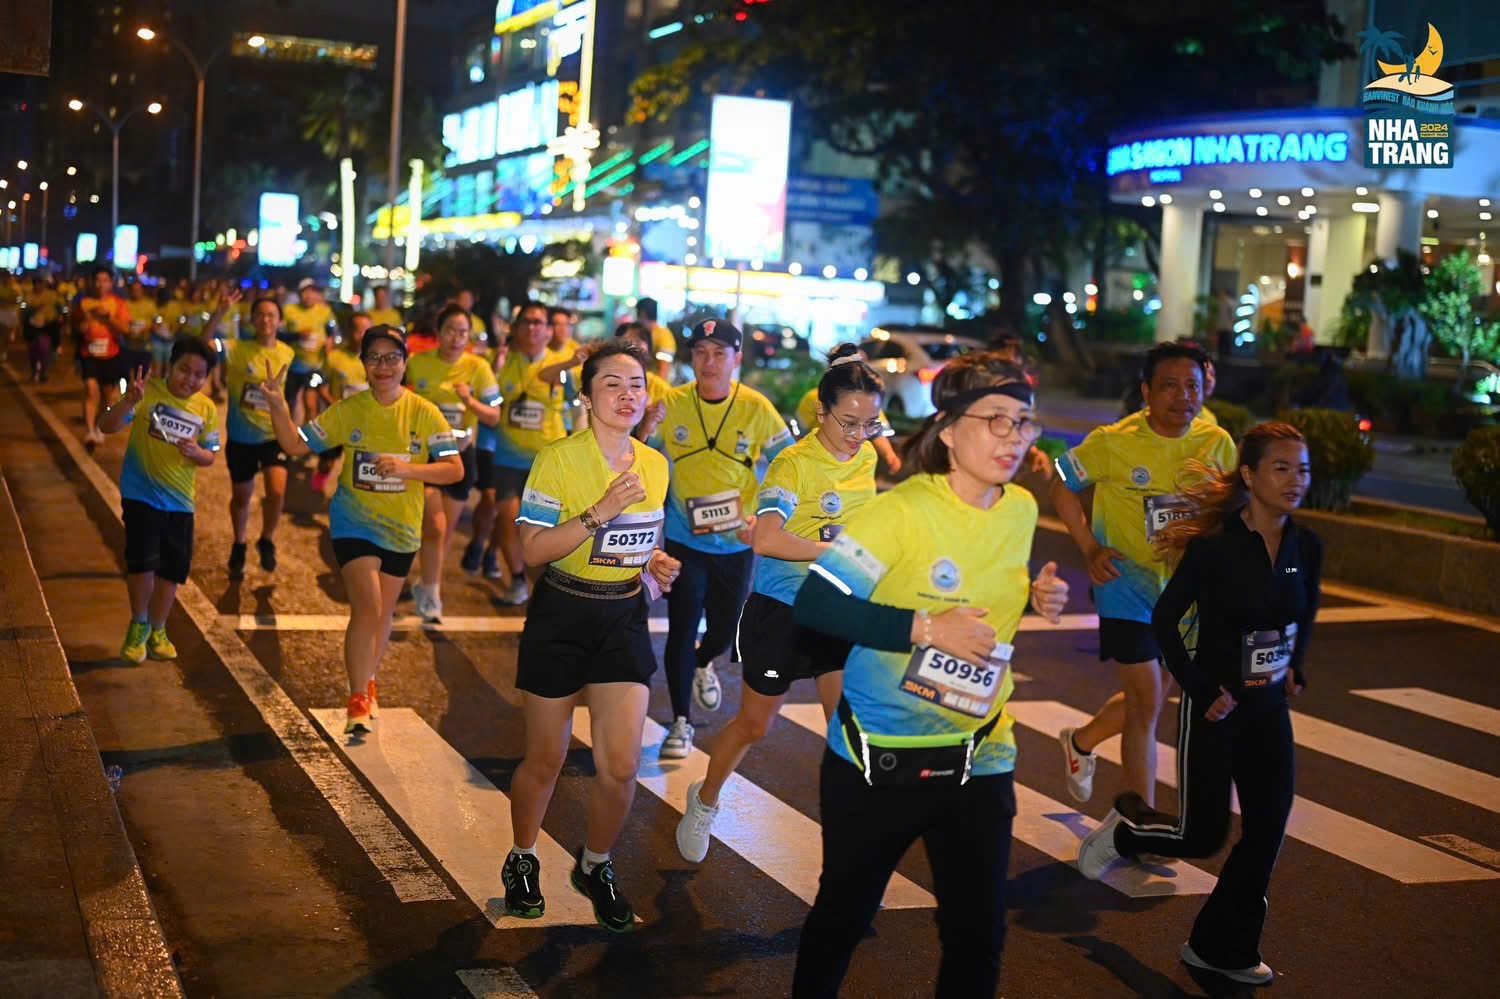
1062, 449, 1088, 483
831, 532, 885, 581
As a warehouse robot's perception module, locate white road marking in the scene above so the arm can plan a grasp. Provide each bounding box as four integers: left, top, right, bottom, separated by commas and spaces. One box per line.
309, 709, 600, 927
1009, 700, 1498, 885
457, 967, 540, 998
775, 703, 1216, 897
567, 706, 934, 909
1420, 834, 1500, 870
1351, 687, 1500, 737
5, 365, 452, 903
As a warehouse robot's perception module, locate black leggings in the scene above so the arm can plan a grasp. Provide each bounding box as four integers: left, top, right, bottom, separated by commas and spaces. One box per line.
793, 751, 1015, 998
1115, 691, 1295, 970
662, 540, 752, 720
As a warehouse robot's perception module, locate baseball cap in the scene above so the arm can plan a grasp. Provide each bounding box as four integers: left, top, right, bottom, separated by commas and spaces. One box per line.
685, 318, 742, 352
360, 324, 408, 359
297, 277, 320, 291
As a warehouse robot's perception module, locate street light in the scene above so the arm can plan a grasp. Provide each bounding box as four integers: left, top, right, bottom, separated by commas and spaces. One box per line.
137, 24, 226, 281
246, 34, 266, 48
68, 98, 164, 267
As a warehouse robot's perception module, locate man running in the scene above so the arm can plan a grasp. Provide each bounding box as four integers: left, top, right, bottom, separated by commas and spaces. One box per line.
73, 266, 131, 448
366, 285, 403, 329
636, 297, 677, 381
1050, 342, 1235, 808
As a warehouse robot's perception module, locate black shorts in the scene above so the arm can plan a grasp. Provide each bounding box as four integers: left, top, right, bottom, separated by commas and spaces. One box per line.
516, 573, 656, 698
122, 499, 194, 583
734, 591, 851, 697
1098, 617, 1161, 664
285, 366, 316, 402
493, 461, 531, 500
226, 439, 289, 484
332, 536, 416, 577
120, 346, 153, 378
476, 448, 495, 491
81, 354, 122, 385
439, 445, 479, 502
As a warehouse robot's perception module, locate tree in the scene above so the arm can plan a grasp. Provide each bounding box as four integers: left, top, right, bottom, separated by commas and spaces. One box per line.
1356, 25, 1405, 84
1421, 252, 1500, 390
1349, 251, 1430, 379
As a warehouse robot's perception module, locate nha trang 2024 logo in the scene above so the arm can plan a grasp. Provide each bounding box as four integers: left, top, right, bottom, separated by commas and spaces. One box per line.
1359, 20, 1454, 169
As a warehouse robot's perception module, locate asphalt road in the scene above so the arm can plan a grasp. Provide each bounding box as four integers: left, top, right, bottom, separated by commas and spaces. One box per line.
3, 358, 1497, 998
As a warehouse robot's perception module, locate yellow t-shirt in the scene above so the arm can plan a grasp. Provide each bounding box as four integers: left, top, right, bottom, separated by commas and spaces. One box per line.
224, 339, 296, 444
366, 307, 404, 329
1197, 405, 1221, 427
406, 349, 501, 442
124, 298, 158, 347
119, 378, 220, 512
657, 381, 793, 554
324, 349, 369, 400
1056, 409, 1236, 621
650, 323, 676, 366
517, 430, 669, 583
645, 371, 671, 408
810, 473, 1038, 776
753, 433, 877, 604
25, 288, 62, 325
794, 387, 893, 439
300, 390, 459, 553
283, 302, 334, 369
492, 347, 569, 469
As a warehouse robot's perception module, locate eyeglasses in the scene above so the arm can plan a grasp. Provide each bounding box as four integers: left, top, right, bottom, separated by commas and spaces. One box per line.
829, 412, 886, 438
956, 412, 1045, 442
364, 351, 404, 366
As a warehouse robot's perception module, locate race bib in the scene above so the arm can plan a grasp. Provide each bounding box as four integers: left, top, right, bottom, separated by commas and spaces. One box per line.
900, 643, 1012, 719
686, 489, 744, 535
299, 332, 322, 352
128, 319, 148, 335
239, 382, 269, 413
439, 402, 467, 429
818, 523, 843, 543
589, 511, 663, 568
1144, 493, 1193, 541
147, 403, 204, 446
507, 397, 544, 431
1241, 623, 1296, 687
342, 382, 368, 399
352, 451, 409, 492
87, 337, 113, 357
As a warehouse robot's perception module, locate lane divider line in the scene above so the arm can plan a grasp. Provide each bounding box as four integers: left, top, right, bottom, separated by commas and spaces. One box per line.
1351, 687, 1500, 736
458, 968, 540, 998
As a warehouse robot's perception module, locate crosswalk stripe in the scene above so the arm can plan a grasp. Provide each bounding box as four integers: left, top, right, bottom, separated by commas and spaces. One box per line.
567, 707, 935, 909
457, 968, 539, 998
1291, 710, 1500, 813
1420, 835, 1500, 870
1008, 701, 1499, 885
775, 703, 1217, 897
1351, 687, 1500, 737
309, 708, 602, 927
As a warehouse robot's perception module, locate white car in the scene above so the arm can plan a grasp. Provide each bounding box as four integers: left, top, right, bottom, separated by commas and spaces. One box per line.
859, 327, 984, 418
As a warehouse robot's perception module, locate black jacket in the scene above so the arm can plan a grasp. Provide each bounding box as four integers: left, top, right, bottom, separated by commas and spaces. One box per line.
1152, 509, 1322, 707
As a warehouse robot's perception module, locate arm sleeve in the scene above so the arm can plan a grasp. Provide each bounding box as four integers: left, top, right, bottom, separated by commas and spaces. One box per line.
758, 398, 794, 461
299, 400, 345, 451
1055, 429, 1108, 493
756, 451, 800, 521
418, 402, 459, 459
475, 361, 501, 404
1290, 531, 1322, 687
1152, 539, 1220, 705
517, 449, 569, 527
793, 570, 916, 653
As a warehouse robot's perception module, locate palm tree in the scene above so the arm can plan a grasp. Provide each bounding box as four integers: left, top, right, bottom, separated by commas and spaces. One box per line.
1356, 26, 1405, 85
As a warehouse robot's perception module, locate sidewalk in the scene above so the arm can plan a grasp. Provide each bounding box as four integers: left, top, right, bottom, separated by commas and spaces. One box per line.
0, 469, 182, 998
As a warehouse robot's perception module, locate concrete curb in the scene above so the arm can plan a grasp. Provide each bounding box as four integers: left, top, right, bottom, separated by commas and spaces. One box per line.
0, 470, 184, 999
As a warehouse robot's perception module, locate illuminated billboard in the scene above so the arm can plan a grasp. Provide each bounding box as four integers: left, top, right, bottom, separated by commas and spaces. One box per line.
76, 233, 98, 263
258, 193, 301, 267
112, 225, 139, 270
23, 243, 38, 270
704, 96, 792, 264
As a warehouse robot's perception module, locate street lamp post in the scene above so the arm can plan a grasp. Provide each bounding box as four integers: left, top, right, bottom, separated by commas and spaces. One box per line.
383, 0, 409, 279
68, 99, 164, 268
38, 182, 47, 262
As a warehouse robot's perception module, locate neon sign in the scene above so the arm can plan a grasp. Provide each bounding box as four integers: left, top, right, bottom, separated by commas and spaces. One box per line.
1107, 130, 1350, 177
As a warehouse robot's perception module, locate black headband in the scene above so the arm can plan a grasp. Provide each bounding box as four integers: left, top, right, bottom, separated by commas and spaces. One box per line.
939, 382, 1034, 413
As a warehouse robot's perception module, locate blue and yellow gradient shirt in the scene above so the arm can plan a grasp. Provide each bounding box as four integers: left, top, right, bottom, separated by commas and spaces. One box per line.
119, 379, 221, 513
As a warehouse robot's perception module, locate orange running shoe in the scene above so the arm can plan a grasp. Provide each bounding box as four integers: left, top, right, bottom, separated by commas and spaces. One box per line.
366, 678, 379, 718
344, 691, 374, 734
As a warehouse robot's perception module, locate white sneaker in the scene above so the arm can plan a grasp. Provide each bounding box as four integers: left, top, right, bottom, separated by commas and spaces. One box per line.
693, 664, 722, 713
1058, 726, 1097, 803
660, 716, 694, 760
1077, 809, 1125, 880
412, 582, 442, 624
503, 577, 530, 605
1180, 943, 1274, 985
675, 779, 719, 863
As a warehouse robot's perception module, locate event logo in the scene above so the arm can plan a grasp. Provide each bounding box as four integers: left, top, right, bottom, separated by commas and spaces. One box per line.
1359, 20, 1454, 169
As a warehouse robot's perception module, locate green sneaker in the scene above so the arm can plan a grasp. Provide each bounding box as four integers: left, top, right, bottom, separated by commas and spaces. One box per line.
120, 620, 150, 664
146, 628, 178, 660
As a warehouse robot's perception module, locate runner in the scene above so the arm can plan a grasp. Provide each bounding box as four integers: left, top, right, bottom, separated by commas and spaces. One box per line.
21, 276, 62, 383
489, 300, 568, 605
793, 343, 901, 473
0, 271, 21, 348
504, 338, 681, 930
788, 351, 1068, 996
1077, 422, 1320, 987
122, 281, 158, 378
676, 353, 884, 863
310, 311, 372, 494
548, 305, 586, 431
1050, 342, 1236, 808
282, 279, 334, 422
465, 321, 509, 580
257, 325, 462, 733
366, 285, 404, 329
405, 304, 501, 622
652, 319, 793, 758
202, 291, 296, 577
613, 322, 671, 415
96, 337, 220, 664
72, 266, 131, 448
636, 296, 677, 381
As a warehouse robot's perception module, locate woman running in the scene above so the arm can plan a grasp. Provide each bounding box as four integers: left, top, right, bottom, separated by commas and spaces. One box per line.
789, 351, 1068, 997
676, 354, 884, 863
257, 325, 463, 732
1076, 421, 1320, 987
794, 343, 901, 473
502, 339, 681, 931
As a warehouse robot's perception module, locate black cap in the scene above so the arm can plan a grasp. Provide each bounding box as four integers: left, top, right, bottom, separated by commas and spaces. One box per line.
685, 318, 742, 352
360, 324, 407, 359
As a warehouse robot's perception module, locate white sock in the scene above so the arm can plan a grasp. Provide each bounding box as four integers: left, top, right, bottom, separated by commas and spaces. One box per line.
581, 847, 609, 874
509, 844, 537, 859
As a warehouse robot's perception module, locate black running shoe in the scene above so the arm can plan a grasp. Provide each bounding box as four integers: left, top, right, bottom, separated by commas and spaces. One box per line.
570, 851, 635, 932
228, 542, 247, 577
460, 539, 483, 575
256, 537, 277, 572
502, 851, 544, 919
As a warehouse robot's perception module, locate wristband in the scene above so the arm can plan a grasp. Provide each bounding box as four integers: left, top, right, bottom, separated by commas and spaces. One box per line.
916, 608, 932, 646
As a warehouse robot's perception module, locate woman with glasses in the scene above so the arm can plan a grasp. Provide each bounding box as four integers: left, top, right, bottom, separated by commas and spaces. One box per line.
257, 325, 463, 733
795, 343, 902, 474
675, 354, 885, 864
787, 351, 1069, 997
